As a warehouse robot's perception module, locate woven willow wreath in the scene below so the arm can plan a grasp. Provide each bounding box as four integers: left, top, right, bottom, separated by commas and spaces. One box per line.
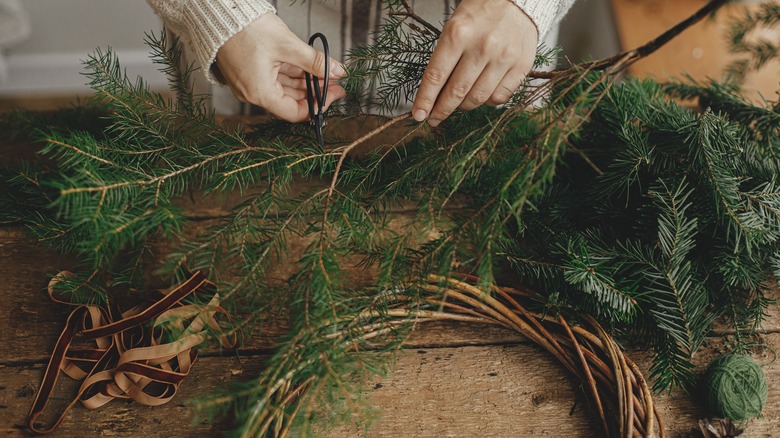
249, 274, 664, 437
401, 274, 665, 438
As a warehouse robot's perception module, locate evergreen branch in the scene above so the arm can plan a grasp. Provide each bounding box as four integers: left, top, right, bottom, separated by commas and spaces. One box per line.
642, 180, 711, 389
561, 237, 637, 319
58, 145, 274, 195
221, 153, 299, 178
665, 78, 780, 142
726, 3, 780, 79
7, 1, 779, 431
47, 139, 115, 167
652, 179, 697, 265
146, 30, 199, 115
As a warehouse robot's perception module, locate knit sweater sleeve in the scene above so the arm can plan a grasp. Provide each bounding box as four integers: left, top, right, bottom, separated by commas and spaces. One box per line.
513, 0, 577, 38
146, 0, 575, 85
145, 0, 276, 84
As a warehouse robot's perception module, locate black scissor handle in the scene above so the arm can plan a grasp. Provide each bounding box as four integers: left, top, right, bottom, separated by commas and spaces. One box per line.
305, 33, 329, 147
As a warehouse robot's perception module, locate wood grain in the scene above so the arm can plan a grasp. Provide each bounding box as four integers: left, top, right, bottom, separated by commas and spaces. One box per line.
328, 334, 780, 437
3, 335, 779, 437
0, 355, 266, 436
0, 223, 529, 365
3, 153, 780, 436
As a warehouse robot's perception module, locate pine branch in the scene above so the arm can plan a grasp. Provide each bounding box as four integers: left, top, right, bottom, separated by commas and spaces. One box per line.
388, 0, 441, 36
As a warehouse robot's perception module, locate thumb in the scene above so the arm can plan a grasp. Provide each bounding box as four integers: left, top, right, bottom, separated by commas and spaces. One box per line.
288, 38, 346, 79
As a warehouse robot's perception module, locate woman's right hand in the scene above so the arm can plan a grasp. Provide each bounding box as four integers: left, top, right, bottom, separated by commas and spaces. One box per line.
214, 13, 346, 122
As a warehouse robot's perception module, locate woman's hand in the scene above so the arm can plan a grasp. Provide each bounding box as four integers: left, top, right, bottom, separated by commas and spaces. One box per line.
412, 0, 538, 126
215, 13, 347, 122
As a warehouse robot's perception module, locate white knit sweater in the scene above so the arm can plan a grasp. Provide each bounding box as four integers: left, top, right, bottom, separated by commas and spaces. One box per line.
146, 0, 577, 84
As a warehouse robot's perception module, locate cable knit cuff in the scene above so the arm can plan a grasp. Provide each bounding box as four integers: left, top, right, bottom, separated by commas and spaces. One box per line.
180, 0, 276, 84
512, 0, 559, 39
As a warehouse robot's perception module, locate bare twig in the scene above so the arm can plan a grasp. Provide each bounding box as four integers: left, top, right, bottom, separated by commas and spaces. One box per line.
390, 0, 442, 36
527, 0, 730, 79
321, 112, 413, 224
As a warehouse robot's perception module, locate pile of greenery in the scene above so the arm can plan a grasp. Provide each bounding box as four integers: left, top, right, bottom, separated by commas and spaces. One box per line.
2, 0, 778, 435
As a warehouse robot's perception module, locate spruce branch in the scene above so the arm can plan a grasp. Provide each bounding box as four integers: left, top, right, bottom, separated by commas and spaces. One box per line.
322, 112, 412, 224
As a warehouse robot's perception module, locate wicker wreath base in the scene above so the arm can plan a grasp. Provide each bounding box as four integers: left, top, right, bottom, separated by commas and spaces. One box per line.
253, 274, 664, 437
388, 274, 664, 438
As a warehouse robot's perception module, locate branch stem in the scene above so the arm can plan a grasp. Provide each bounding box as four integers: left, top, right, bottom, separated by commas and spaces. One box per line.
391, 0, 442, 36
321, 112, 412, 224
527, 0, 730, 79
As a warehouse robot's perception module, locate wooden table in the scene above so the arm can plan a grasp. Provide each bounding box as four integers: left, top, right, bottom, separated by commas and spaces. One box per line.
1, 143, 779, 437
3, 2, 780, 434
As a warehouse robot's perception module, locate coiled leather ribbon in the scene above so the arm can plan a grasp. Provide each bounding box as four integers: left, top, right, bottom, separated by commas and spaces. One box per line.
27, 271, 237, 434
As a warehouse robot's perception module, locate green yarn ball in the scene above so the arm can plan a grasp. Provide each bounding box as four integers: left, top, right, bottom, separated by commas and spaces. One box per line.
705, 354, 768, 421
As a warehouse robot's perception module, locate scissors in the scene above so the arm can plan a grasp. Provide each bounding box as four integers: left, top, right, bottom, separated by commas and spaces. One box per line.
305, 33, 329, 148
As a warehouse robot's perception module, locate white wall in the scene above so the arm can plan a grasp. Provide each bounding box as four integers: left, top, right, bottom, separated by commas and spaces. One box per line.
0, 0, 167, 97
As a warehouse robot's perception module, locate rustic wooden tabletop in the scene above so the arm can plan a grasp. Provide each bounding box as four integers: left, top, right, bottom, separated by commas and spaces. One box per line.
1, 214, 778, 437
1, 129, 778, 437
3, 1, 780, 435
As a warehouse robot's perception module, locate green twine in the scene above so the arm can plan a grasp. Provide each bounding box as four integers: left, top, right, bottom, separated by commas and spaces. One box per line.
705, 354, 768, 422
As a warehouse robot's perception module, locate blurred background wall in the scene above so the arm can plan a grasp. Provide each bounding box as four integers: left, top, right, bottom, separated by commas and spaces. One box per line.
0, 0, 166, 97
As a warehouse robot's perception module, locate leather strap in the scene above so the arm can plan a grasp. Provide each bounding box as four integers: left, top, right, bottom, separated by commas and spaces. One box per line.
27, 271, 238, 434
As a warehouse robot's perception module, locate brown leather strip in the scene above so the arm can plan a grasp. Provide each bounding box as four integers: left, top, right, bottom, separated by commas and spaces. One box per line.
27, 271, 236, 434
116, 360, 191, 384
60, 360, 92, 381
27, 306, 91, 434
82, 273, 208, 339
64, 349, 106, 360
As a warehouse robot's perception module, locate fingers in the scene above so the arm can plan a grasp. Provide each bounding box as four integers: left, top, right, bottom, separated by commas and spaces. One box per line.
412, 42, 462, 124
458, 61, 506, 111
279, 63, 305, 78
215, 13, 348, 123
231, 57, 346, 122
410, 0, 539, 126
282, 86, 306, 101
278, 74, 327, 91
262, 81, 347, 123
322, 83, 347, 109
287, 37, 346, 79
426, 56, 487, 127
278, 75, 307, 89
280, 83, 346, 106
257, 81, 309, 122
488, 67, 527, 106
272, 43, 345, 121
